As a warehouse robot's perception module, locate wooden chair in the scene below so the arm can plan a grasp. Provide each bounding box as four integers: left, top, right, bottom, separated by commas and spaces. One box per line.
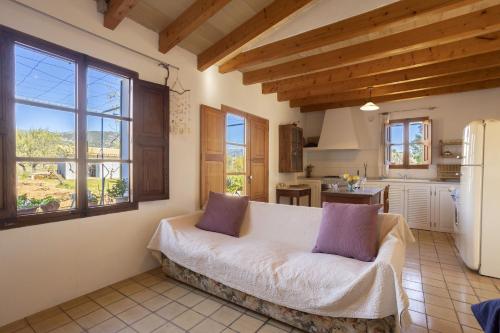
383, 185, 390, 213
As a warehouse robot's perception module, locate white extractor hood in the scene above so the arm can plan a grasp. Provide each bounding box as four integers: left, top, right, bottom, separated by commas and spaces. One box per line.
316, 108, 360, 150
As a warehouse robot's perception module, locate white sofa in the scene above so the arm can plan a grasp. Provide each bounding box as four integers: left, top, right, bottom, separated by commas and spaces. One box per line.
148, 201, 414, 332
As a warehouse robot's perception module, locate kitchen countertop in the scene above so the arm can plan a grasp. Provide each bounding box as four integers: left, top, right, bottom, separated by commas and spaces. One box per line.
298, 176, 459, 184
322, 187, 383, 197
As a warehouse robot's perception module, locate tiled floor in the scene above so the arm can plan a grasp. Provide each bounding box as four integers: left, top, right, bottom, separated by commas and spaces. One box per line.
1, 229, 499, 333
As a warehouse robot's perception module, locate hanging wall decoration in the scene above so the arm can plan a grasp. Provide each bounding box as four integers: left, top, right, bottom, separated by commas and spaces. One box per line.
160, 63, 192, 135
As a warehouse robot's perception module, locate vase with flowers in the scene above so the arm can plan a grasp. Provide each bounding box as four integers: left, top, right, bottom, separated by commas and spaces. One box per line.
343, 173, 360, 192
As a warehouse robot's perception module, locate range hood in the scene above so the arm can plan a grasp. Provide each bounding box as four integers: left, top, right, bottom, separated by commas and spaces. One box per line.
316, 108, 360, 150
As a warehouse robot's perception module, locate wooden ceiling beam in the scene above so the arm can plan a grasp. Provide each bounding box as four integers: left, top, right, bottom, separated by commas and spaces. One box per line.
103, 0, 138, 30
243, 4, 500, 84
261, 32, 500, 94
278, 50, 500, 101
159, 0, 231, 54
299, 78, 500, 112
196, 0, 313, 71
219, 0, 470, 73
290, 67, 500, 107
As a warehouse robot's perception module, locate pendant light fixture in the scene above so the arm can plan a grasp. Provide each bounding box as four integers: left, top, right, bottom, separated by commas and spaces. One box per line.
360, 87, 379, 111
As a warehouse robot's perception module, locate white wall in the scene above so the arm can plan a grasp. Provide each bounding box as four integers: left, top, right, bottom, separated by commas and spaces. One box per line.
0, 0, 302, 326
303, 88, 500, 179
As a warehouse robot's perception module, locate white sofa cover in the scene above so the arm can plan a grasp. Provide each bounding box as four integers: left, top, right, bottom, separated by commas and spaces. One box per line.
147, 201, 414, 320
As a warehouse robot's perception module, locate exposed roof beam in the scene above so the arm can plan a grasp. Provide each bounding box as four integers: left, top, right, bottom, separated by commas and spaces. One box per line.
197, 0, 313, 71
219, 0, 470, 73
261, 32, 500, 94
290, 66, 500, 107
300, 78, 500, 112
103, 0, 138, 30
277, 51, 500, 101
159, 0, 231, 54
243, 4, 500, 84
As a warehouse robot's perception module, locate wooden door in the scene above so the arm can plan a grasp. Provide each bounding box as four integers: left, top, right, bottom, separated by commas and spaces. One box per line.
248, 116, 269, 202
200, 105, 225, 207
405, 184, 431, 230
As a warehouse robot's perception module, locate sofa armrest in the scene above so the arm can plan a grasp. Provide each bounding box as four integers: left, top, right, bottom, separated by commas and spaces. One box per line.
161, 211, 204, 228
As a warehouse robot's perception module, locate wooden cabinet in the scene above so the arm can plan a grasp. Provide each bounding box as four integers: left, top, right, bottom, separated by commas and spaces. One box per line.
405, 184, 432, 230
279, 124, 303, 172
431, 184, 456, 233
365, 181, 456, 232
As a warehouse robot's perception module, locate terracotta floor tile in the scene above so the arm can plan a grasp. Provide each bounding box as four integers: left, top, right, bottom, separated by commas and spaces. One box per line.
31, 312, 72, 333
408, 299, 425, 313
456, 312, 482, 330
423, 294, 454, 309
426, 316, 461, 333
424, 304, 457, 322
449, 290, 479, 304
131, 313, 166, 333
65, 301, 101, 320
446, 282, 475, 295
408, 310, 427, 328
422, 284, 449, 298
405, 289, 425, 302
452, 300, 473, 315
26, 307, 63, 325
75, 308, 112, 330
0, 319, 29, 333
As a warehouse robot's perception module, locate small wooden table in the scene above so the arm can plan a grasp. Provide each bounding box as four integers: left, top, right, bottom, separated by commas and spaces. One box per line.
276, 187, 312, 206
321, 187, 383, 206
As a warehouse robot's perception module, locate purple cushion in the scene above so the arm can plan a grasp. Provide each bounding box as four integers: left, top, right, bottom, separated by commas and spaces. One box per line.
196, 192, 249, 237
312, 202, 381, 262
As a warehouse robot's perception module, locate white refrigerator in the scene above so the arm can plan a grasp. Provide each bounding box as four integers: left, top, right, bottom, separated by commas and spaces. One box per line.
456, 120, 500, 278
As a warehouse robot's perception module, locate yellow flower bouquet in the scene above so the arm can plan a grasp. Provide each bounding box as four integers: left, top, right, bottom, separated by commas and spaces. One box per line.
342, 173, 360, 192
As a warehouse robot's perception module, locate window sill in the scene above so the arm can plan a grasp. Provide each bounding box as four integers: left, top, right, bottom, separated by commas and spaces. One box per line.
0, 202, 139, 230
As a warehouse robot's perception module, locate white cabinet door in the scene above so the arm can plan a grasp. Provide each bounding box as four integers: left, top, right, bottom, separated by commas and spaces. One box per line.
432, 184, 457, 233
387, 183, 405, 216
405, 184, 432, 230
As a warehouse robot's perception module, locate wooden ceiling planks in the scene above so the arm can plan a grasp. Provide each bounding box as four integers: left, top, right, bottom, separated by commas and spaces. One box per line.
260, 32, 500, 94
299, 78, 500, 112
277, 50, 500, 101
242, 4, 500, 84
159, 0, 232, 54
289, 66, 500, 107
218, 0, 471, 73
196, 0, 314, 71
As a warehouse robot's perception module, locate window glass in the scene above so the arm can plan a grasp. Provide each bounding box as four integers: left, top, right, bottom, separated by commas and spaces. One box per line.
226, 175, 245, 196
389, 123, 404, 144
87, 163, 130, 206
409, 143, 424, 165
409, 121, 424, 143
15, 44, 76, 108
226, 144, 245, 174
16, 104, 76, 158
87, 116, 129, 160
87, 67, 130, 117
226, 113, 245, 144
390, 145, 404, 165
16, 162, 76, 215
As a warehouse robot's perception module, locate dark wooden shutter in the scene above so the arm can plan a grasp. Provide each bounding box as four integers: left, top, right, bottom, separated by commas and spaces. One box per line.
200, 105, 226, 207
0, 29, 15, 221
133, 79, 169, 202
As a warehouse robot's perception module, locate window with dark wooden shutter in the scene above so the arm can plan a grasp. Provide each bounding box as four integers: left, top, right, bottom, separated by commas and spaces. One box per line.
133, 80, 170, 202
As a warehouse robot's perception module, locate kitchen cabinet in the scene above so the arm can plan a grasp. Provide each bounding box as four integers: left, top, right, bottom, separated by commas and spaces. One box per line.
365, 180, 457, 231
404, 184, 432, 230
431, 184, 457, 233
279, 124, 303, 172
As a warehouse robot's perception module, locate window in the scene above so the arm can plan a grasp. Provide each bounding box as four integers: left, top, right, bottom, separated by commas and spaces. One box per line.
225, 113, 246, 195
385, 117, 432, 169
1, 26, 170, 229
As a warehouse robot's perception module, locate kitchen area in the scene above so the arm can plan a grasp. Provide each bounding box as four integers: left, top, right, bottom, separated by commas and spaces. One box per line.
278, 106, 462, 233
277, 90, 500, 279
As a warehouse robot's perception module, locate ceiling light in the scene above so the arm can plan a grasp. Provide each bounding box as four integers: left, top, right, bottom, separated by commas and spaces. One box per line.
360, 87, 379, 112
360, 101, 380, 111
